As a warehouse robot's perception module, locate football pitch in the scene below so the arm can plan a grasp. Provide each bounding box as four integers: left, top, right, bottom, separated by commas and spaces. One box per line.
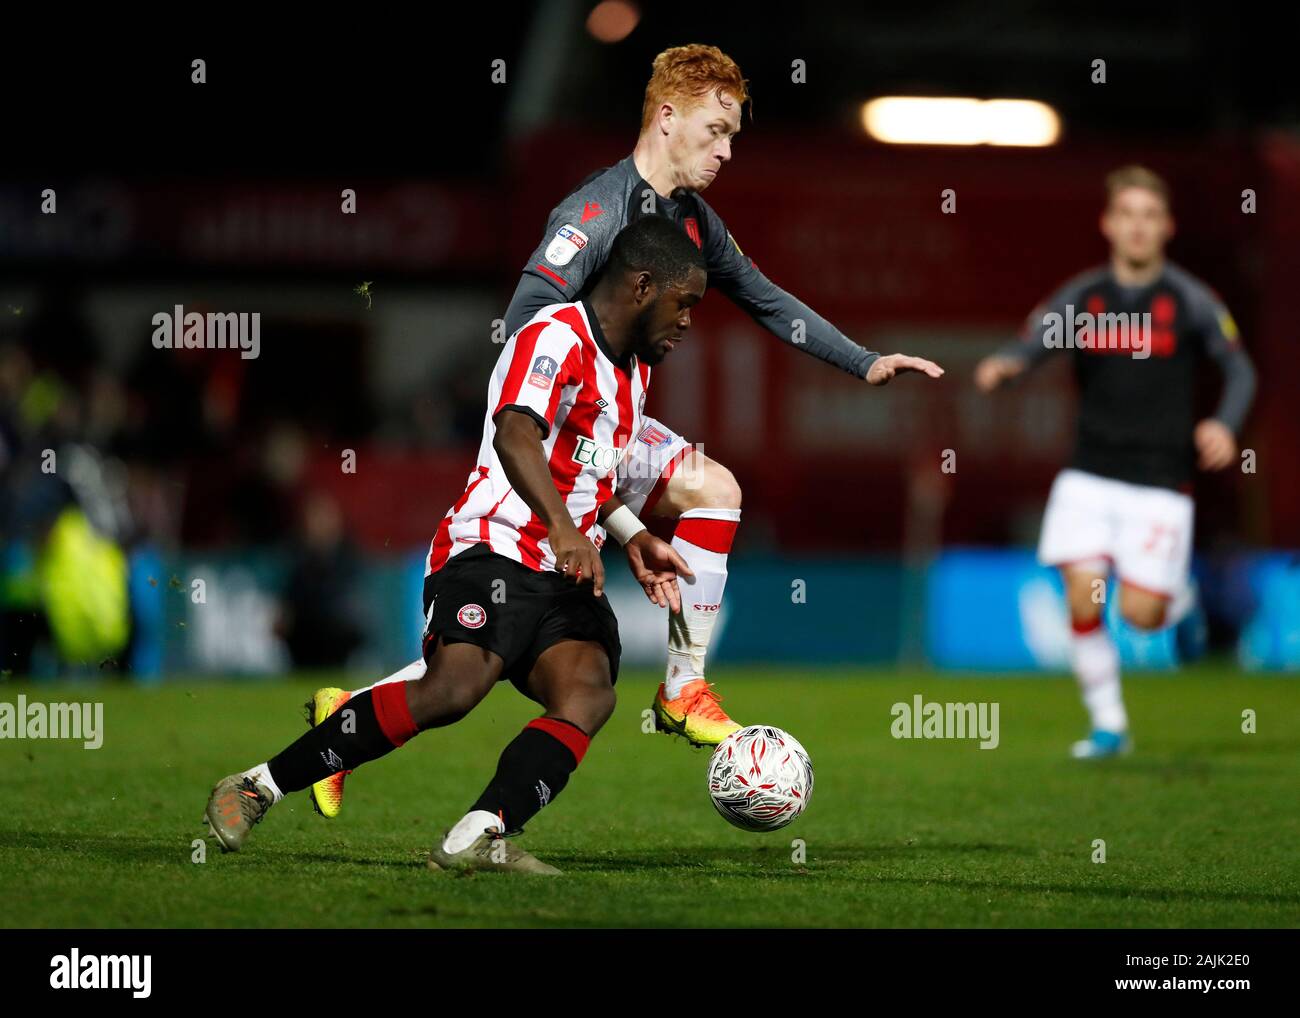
1, 664, 1297, 929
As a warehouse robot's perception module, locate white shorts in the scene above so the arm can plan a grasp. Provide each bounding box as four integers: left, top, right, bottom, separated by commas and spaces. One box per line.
617, 416, 694, 517
1038, 468, 1194, 597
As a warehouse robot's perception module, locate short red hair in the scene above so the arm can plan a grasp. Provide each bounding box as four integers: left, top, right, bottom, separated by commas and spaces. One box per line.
640, 45, 751, 132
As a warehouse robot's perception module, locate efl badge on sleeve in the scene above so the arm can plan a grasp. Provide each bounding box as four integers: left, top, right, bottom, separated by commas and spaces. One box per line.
544, 224, 589, 266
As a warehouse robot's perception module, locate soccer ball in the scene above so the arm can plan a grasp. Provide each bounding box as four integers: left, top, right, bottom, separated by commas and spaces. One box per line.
706, 725, 814, 832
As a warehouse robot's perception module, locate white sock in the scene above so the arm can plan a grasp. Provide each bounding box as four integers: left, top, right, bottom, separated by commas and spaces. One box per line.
241, 763, 284, 803
443, 809, 504, 854
354, 658, 426, 696
1070, 623, 1127, 733
665, 508, 740, 699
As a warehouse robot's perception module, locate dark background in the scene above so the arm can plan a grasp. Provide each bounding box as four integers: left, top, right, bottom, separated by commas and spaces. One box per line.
1, 4, 1296, 672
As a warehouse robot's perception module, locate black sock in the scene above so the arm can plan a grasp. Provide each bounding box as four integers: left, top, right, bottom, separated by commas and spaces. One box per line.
470, 717, 591, 833
267, 689, 407, 793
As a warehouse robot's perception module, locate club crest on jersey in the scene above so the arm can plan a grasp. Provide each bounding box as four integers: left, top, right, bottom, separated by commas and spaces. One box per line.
637, 423, 671, 447
457, 603, 487, 629
544, 224, 588, 266
528, 354, 559, 389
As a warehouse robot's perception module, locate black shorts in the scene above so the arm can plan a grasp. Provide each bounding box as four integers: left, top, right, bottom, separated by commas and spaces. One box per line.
421, 544, 621, 691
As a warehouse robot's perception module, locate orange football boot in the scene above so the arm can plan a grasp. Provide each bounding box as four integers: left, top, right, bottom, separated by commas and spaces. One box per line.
651, 678, 741, 747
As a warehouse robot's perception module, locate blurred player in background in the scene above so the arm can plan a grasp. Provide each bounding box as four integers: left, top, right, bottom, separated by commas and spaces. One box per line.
303, 45, 944, 817
975, 166, 1256, 758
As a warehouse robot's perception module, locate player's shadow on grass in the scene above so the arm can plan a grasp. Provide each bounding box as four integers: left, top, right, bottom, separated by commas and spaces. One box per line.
540, 841, 1034, 874
0, 821, 236, 863
270, 848, 429, 868
1086, 755, 1289, 781
820, 841, 1035, 861
1172, 738, 1300, 757
870, 873, 1300, 908
0, 828, 417, 869
0, 828, 199, 864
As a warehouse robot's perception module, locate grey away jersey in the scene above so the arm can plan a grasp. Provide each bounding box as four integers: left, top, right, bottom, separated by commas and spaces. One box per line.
1000, 261, 1256, 490
504, 155, 878, 379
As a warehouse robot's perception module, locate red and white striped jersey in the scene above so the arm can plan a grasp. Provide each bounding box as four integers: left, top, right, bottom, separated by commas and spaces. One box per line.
426, 300, 651, 576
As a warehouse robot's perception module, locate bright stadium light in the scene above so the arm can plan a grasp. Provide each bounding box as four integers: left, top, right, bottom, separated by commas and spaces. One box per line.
586, 0, 640, 43
861, 97, 1061, 147
979, 99, 1062, 146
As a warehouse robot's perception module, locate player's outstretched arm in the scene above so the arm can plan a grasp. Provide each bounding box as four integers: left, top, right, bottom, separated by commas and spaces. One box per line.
599, 495, 695, 612
1195, 300, 1257, 472
721, 267, 879, 378
975, 309, 1072, 393
973, 353, 1030, 393
866, 353, 945, 385
493, 409, 604, 594
698, 200, 942, 384
978, 270, 1103, 393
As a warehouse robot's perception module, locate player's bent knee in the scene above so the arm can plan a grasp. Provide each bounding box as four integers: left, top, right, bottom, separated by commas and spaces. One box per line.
408, 644, 498, 727
1067, 595, 1104, 625
407, 678, 482, 728
1121, 602, 1167, 631
566, 685, 616, 736
1118, 583, 1169, 630
669, 454, 742, 512
545, 668, 616, 734
1063, 579, 1105, 625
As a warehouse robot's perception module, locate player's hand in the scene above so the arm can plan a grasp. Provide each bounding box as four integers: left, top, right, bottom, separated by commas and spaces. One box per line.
866, 353, 944, 386
1194, 418, 1237, 471
973, 355, 1026, 393
551, 526, 606, 596
624, 531, 695, 613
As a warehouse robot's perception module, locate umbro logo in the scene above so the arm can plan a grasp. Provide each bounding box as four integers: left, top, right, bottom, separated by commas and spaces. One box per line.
596, 398, 609, 415
537, 779, 552, 807
322, 748, 344, 772
581, 201, 603, 223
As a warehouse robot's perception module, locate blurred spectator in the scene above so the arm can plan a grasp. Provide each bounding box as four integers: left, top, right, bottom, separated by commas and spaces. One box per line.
277, 491, 364, 669
0, 297, 134, 675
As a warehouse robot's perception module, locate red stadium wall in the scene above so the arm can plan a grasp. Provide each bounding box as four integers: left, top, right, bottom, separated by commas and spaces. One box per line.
1253, 134, 1300, 544
502, 129, 1287, 551
308, 130, 1295, 553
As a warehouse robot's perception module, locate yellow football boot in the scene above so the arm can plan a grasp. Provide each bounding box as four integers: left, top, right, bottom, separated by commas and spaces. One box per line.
304, 687, 352, 818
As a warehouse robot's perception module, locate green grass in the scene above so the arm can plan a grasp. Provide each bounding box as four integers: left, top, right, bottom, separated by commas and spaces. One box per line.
1, 664, 1297, 928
